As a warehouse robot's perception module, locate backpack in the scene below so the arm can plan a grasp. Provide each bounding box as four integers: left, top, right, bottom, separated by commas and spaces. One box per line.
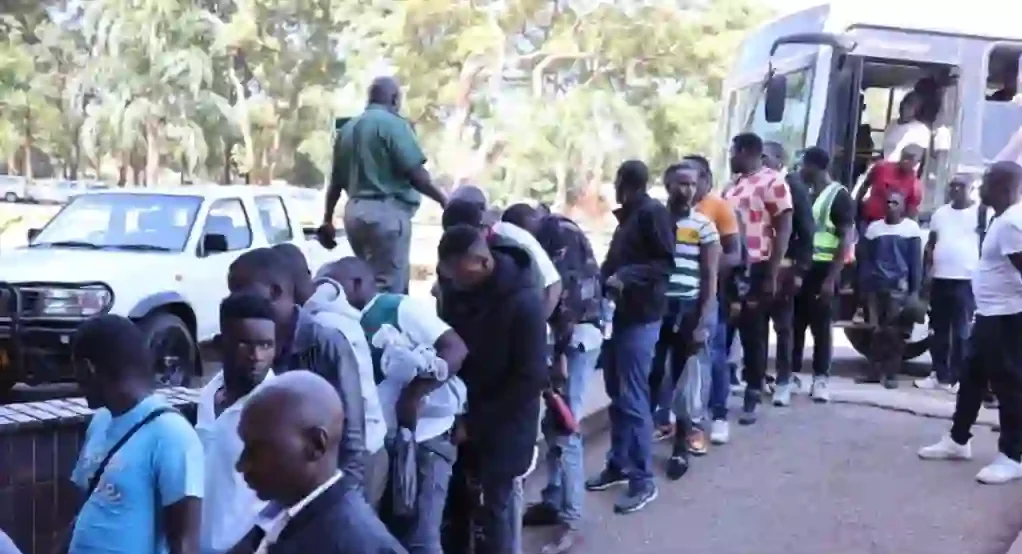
534, 215, 602, 327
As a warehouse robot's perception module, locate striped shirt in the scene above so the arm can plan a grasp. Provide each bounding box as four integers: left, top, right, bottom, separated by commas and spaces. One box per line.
667, 211, 720, 299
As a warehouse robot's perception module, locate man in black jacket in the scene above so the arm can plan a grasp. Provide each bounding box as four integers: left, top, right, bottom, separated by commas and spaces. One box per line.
227, 248, 367, 489
584, 160, 675, 515
435, 224, 548, 554
763, 141, 814, 406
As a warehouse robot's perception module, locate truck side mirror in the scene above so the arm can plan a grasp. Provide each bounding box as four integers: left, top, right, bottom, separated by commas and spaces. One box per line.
201, 233, 228, 256
764, 73, 788, 123
27, 228, 40, 242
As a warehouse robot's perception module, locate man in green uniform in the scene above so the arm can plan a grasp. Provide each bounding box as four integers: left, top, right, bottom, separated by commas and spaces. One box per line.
320, 76, 448, 294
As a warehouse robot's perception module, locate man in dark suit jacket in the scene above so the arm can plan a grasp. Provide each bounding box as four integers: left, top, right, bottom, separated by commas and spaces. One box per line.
230, 370, 407, 554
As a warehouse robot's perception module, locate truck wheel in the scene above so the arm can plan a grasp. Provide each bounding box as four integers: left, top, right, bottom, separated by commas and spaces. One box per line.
138, 312, 198, 387
0, 376, 16, 397
844, 328, 930, 362
3, 192, 16, 203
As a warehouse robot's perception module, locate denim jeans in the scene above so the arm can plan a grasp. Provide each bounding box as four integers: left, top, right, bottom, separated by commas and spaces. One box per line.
387, 434, 456, 554
929, 278, 975, 384
603, 320, 661, 490
708, 300, 732, 421
652, 299, 717, 429
541, 347, 600, 528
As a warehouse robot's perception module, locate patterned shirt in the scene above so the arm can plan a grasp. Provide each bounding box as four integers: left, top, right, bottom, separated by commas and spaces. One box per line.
724, 167, 793, 264
667, 211, 719, 299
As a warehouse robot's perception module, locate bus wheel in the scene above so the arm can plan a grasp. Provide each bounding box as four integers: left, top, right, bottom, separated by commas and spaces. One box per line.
844, 328, 929, 362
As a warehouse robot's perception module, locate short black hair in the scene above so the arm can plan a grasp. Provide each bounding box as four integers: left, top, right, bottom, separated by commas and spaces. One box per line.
617, 160, 649, 191
71, 314, 152, 378
220, 292, 276, 324
229, 247, 291, 287
438, 224, 484, 262
682, 154, 713, 183
442, 199, 485, 230
732, 132, 764, 156
501, 203, 536, 229
663, 163, 685, 181
271, 243, 310, 279
802, 147, 830, 171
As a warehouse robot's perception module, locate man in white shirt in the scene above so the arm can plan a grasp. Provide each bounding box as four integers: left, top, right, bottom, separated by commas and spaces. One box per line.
198, 293, 278, 554
883, 92, 931, 162
919, 161, 1022, 485
323, 257, 468, 554
917, 178, 983, 392
237, 370, 406, 554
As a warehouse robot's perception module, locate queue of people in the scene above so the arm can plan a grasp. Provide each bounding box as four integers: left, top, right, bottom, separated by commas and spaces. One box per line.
33, 75, 1022, 554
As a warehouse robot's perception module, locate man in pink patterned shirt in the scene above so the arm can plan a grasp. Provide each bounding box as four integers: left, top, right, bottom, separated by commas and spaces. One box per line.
723, 132, 794, 425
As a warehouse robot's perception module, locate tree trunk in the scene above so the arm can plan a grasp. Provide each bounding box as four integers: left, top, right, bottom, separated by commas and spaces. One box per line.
22, 105, 34, 181
144, 119, 160, 187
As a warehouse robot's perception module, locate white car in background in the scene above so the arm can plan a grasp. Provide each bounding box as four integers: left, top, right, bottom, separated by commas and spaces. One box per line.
0, 175, 26, 203
0, 185, 350, 393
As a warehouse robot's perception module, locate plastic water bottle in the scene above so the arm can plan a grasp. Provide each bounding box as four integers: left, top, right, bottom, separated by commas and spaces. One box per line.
601, 298, 616, 339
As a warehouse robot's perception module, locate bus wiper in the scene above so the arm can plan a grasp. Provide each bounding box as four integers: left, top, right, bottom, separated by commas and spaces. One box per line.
31, 240, 104, 249
110, 244, 173, 252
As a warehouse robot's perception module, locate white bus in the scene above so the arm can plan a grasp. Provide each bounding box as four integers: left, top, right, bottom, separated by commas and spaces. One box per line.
715, 1, 1022, 359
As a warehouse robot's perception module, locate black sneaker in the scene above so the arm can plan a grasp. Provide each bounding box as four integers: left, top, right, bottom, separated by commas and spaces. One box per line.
522, 502, 561, 527
739, 388, 760, 426
613, 483, 658, 514
584, 467, 628, 491
665, 453, 690, 481
882, 376, 899, 389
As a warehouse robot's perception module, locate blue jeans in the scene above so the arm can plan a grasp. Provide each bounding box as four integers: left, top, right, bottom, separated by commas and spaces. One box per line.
708, 301, 732, 421
929, 278, 975, 385
387, 435, 456, 554
541, 347, 600, 527
652, 299, 717, 429
603, 320, 661, 490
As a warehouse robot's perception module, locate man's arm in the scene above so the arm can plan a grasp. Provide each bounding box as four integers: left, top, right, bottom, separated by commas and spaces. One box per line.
396, 300, 469, 410
787, 178, 815, 272
827, 190, 856, 284
323, 131, 349, 223
612, 204, 675, 286
923, 230, 938, 275
697, 237, 722, 333
155, 416, 205, 554
316, 329, 367, 481
907, 178, 923, 219
466, 292, 547, 439
385, 118, 447, 207
768, 210, 793, 281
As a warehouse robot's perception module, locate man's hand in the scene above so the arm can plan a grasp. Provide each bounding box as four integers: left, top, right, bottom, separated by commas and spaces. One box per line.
316, 221, 337, 249
691, 325, 711, 346
396, 387, 422, 431
605, 274, 624, 294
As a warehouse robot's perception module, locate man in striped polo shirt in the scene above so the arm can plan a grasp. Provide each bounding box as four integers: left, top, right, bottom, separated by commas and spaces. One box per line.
649, 160, 721, 480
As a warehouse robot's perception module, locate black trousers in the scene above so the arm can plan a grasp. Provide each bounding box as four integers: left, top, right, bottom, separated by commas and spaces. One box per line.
770, 288, 795, 383
929, 278, 975, 385
792, 263, 836, 377
950, 313, 1022, 461
442, 447, 515, 554
737, 262, 771, 392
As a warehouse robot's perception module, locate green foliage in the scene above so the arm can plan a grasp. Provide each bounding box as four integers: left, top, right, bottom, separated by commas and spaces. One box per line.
0, 0, 768, 202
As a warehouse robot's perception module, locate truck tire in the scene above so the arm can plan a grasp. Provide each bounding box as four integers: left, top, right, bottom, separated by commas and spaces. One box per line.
138, 312, 199, 387
844, 328, 930, 365
3, 192, 16, 203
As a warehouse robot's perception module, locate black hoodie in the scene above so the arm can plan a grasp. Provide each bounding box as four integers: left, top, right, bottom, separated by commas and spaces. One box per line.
437, 243, 547, 478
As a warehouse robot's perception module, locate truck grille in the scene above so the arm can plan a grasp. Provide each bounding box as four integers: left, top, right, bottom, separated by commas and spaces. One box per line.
0, 284, 43, 317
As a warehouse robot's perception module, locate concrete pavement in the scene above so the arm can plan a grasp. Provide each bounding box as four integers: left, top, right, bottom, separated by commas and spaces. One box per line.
525, 378, 1022, 554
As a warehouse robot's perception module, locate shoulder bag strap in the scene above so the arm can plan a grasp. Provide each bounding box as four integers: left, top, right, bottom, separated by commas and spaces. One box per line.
84, 406, 180, 497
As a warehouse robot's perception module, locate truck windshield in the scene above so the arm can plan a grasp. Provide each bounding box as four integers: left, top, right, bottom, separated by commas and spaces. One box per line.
31, 193, 203, 252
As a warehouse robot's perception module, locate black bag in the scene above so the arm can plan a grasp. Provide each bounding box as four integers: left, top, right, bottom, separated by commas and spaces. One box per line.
389, 427, 418, 518
535, 215, 603, 332
62, 407, 180, 550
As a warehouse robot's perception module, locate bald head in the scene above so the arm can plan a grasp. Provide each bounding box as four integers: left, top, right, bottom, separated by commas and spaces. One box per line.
450, 185, 488, 208
368, 77, 401, 110
981, 161, 1022, 211
317, 256, 378, 309
246, 370, 345, 441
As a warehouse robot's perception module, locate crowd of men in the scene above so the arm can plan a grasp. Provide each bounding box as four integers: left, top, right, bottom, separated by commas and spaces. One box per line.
7, 77, 1022, 554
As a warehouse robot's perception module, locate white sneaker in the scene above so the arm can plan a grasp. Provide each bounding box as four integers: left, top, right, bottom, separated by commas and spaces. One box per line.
939, 382, 960, 395
918, 435, 972, 461
976, 454, 1022, 484
710, 419, 730, 445
772, 382, 793, 407
810, 376, 830, 403
914, 374, 939, 390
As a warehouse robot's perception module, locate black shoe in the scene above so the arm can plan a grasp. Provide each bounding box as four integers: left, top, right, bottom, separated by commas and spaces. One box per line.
523, 502, 561, 527
584, 467, 628, 491
613, 483, 658, 514
739, 388, 760, 426
882, 376, 899, 389
666, 453, 690, 481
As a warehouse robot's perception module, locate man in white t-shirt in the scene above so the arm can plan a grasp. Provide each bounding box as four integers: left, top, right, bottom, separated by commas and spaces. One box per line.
919, 161, 1022, 485
883, 92, 931, 162
917, 178, 984, 392
324, 256, 469, 554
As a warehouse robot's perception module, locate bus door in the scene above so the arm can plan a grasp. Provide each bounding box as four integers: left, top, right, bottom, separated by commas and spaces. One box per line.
820, 55, 865, 188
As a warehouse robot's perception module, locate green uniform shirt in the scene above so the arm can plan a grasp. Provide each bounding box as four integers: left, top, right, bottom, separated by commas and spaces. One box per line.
332, 104, 426, 209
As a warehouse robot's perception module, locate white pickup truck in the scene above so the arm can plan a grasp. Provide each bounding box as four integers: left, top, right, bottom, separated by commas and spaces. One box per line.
0, 185, 349, 392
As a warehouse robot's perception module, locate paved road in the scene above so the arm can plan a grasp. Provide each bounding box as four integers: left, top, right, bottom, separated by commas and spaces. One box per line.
523, 396, 1022, 554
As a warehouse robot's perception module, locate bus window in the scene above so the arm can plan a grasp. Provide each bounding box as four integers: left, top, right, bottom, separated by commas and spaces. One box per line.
986, 45, 1022, 165
733, 66, 815, 169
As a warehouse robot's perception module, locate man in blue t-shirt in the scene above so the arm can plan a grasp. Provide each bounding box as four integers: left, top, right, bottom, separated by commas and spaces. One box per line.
67, 314, 204, 554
